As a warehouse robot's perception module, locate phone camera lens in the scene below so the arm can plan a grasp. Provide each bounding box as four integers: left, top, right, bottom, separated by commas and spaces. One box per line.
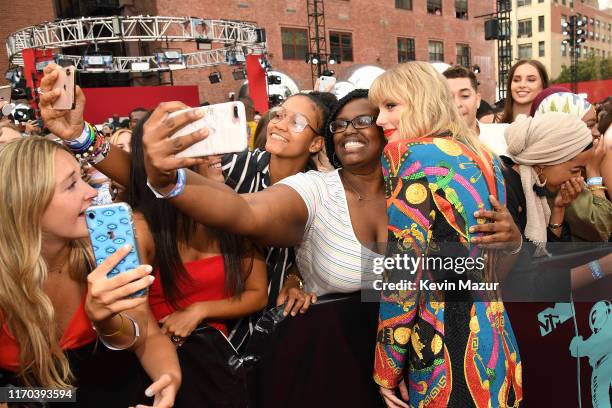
233, 106, 239, 118
88, 213, 95, 219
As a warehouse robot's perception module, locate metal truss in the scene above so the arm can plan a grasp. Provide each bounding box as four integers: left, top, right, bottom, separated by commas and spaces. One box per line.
7, 15, 263, 66
55, 47, 254, 73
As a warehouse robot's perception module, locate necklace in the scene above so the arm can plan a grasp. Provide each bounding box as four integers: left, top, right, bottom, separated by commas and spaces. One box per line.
340, 169, 373, 201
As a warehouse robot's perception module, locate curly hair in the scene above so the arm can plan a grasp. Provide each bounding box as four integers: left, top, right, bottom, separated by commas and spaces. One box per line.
324, 88, 371, 168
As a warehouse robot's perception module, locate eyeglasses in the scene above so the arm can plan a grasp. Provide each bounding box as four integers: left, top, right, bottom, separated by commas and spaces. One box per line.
269, 107, 319, 134
329, 115, 376, 133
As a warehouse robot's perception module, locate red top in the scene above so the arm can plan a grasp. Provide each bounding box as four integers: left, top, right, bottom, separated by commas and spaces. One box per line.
0, 290, 96, 372
149, 255, 229, 335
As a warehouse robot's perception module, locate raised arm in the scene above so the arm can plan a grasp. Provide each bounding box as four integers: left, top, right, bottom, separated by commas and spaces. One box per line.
141, 102, 309, 248
39, 63, 134, 186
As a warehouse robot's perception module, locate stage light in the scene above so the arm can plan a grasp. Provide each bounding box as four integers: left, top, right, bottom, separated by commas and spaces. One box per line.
83, 54, 113, 72
209, 71, 222, 84
232, 69, 246, 80
267, 75, 282, 85
197, 39, 213, 50
154, 49, 186, 70
131, 61, 151, 71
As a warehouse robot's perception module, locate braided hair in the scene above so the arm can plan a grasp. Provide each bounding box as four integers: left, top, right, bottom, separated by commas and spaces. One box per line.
325, 88, 371, 168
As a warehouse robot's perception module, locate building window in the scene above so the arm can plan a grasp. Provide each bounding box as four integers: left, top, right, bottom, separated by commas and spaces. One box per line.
518, 43, 533, 59
538, 0, 544, 3
456, 44, 470, 67
538, 41, 545, 57
518, 19, 532, 38
455, 0, 468, 19
427, 0, 442, 15
428, 40, 444, 61
561, 42, 567, 57
538, 15, 545, 32
330, 31, 353, 62
517, 0, 531, 6
562, 0, 566, 5
281, 27, 308, 60
397, 37, 416, 62
395, 0, 412, 9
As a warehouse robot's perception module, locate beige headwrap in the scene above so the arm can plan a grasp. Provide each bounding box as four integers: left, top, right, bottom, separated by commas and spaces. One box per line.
505, 113, 592, 254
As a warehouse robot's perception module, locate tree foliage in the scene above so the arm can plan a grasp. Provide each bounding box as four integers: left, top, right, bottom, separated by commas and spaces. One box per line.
553, 55, 612, 83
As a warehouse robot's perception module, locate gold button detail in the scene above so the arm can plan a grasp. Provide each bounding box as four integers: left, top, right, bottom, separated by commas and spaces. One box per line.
406, 183, 428, 205
393, 327, 411, 345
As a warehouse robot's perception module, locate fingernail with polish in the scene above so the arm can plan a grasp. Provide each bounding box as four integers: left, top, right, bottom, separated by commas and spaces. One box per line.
144, 388, 153, 398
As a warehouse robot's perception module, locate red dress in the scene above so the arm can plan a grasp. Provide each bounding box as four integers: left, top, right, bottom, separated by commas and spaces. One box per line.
0, 291, 96, 372
148, 255, 229, 335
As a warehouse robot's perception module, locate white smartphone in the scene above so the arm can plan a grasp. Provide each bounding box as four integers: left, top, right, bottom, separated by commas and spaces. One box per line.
170, 101, 248, 158
319, 76, 337, 92
0, 85, 11, 103
51, 66, 76, 110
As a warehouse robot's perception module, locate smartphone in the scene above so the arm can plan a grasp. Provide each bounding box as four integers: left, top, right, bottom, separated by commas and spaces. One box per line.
51, 66, 76, 110
319, 76, 337, 92
0, 85, 11, 104
85, 202, 146, 297
170, 101, 248, 158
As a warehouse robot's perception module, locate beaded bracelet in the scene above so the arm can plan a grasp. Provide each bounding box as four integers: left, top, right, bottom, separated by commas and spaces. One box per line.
64, 122, 111, 166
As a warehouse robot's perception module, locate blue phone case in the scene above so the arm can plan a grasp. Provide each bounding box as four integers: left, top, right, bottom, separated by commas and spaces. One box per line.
85, 202, 146, 296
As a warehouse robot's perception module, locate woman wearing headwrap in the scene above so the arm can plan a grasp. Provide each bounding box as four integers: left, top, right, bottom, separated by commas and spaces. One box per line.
502, 114, 612, 408
504, 112, 594, 252
528, 89, 612, 242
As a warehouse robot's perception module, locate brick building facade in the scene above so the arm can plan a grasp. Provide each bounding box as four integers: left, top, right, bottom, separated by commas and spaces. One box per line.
2, 0, 499, 107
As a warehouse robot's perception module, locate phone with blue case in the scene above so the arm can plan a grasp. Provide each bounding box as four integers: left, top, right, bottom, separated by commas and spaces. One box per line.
85, 202, 146, 297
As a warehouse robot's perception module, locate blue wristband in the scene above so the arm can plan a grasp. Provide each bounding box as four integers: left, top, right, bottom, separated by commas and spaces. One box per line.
587, 177, 603, 187
589, 260, 604, 280
146, 168, 186, 199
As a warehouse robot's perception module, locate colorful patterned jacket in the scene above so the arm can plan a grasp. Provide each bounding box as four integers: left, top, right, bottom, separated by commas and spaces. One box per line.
374, 136, 523, 407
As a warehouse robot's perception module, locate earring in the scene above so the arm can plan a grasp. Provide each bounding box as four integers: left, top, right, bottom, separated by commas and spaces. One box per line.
535, 167, 547, 186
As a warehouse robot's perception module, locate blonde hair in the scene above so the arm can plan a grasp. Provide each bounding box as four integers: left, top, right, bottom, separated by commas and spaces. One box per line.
110, 128, 132, 145
369, 61, 491, 163
0, 137, 92, 387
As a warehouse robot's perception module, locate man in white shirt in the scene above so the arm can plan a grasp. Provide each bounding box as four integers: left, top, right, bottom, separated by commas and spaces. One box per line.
442, 65, 509, 156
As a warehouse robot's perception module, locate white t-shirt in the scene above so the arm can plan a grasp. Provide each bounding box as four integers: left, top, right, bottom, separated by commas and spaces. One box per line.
478, 121, 510, 156
278, 170, 380, 296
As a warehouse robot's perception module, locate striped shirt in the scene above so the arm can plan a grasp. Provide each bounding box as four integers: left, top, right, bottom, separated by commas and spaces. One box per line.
221, 148, 315, 351
279, 170, 379, 296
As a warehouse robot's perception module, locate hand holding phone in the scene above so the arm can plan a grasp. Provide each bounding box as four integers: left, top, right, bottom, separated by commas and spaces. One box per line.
51, 66, 76, 110
169, 101, 248, 158
318, 76, 337, 92
84, 244, 153, 324
85, 203, 146, 297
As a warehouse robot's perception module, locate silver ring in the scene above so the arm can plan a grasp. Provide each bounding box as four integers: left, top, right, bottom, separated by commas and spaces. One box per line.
170, 335, 184, 344
37, 87, 45, 95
